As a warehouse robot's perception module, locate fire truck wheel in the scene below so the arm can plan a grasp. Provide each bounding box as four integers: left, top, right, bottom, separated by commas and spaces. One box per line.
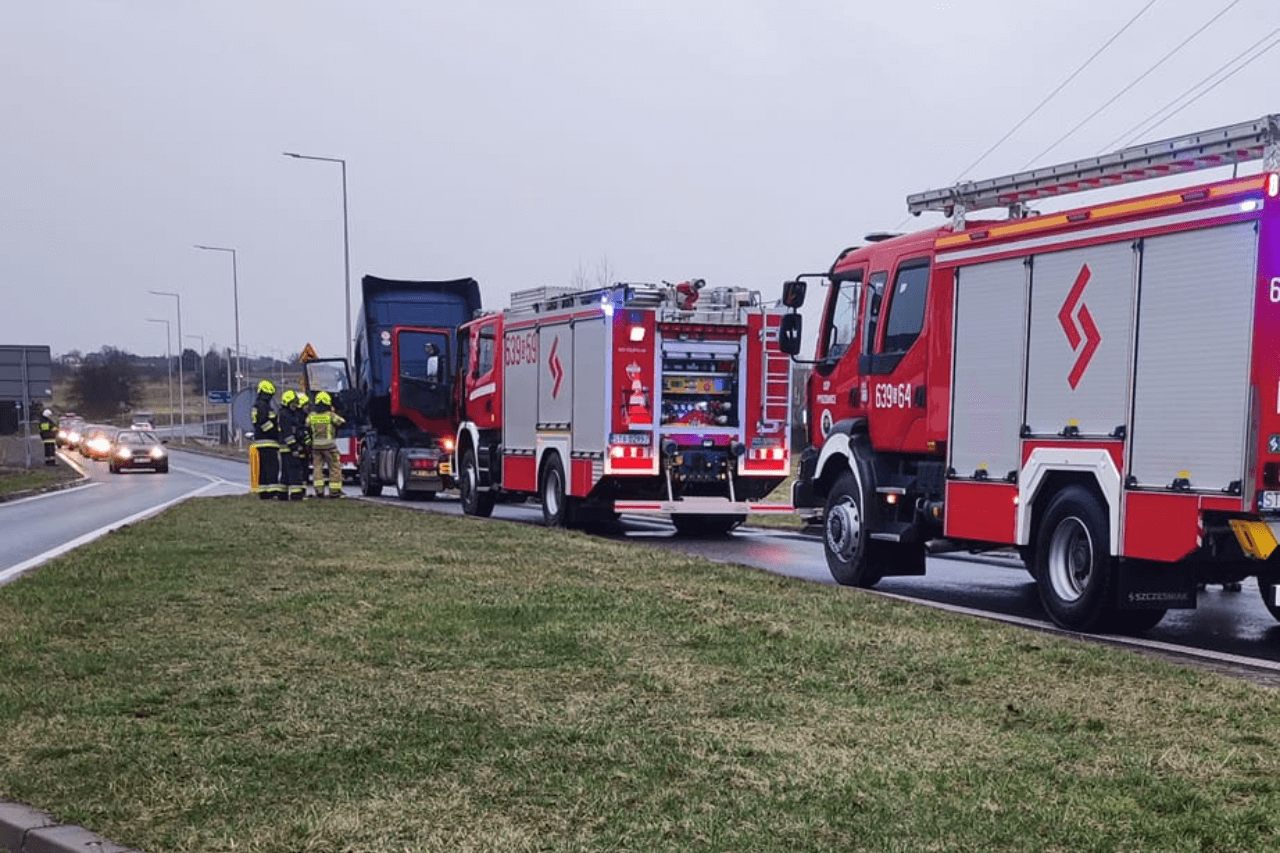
540, 454, 576, 528
359, 446, 382, 497
1035, 486, 1114, 632
1258, 579, 1280, 622
671, 514, 744, 536
459, 448, 495, 517
823, 472, 879, 587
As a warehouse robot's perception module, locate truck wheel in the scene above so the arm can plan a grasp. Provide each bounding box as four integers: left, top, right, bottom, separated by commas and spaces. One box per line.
540, 454, 575, 528
671, 514, 744, 536
1035, 486, 1114, 632
459, 448, 495, 517
823, 472, 879, 587
395, 458, 413, 501
1259, 579, 1280, 622
359, 445, 382, 497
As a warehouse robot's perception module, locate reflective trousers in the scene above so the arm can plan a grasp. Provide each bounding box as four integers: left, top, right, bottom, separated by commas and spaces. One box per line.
311, 445, 343, 496
281, 446, 308, 500
250, 442, 282, 497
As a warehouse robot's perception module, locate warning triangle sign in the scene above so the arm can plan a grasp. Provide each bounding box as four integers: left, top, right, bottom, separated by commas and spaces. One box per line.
299, 343, 319, 363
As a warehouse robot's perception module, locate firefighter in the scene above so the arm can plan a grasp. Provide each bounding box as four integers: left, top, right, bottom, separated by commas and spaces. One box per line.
308, 391, 345, 498
278, 390, 308, 501
38, 409, 57, 465
250, 379, 283, 499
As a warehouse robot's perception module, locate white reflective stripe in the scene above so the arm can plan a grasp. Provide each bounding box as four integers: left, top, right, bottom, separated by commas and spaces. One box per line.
469, 382, 496, 401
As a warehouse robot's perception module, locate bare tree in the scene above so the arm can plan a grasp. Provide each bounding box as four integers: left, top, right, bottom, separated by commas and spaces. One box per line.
569, 255, 616, 290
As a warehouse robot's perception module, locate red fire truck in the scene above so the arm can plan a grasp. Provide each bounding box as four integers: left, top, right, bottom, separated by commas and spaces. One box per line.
453, 281, 793, 532
779, 114, 1280, 633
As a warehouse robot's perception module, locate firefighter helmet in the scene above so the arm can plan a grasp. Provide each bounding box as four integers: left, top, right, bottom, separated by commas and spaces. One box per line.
315, 391, 332, 406
42, 409, 52, 418
298, 393, 310, 406
281, 389, 297, 405
257, 379, 276, 396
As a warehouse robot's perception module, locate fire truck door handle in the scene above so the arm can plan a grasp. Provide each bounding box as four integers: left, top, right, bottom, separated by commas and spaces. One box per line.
849, 387, 860, 406
485, 399, 493, 413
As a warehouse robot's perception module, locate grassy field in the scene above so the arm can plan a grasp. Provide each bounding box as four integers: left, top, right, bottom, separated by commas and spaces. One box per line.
2, 498, 1279, 852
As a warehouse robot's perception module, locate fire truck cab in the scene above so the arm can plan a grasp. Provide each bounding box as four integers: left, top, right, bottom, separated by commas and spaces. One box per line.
781, 114, 1280, 633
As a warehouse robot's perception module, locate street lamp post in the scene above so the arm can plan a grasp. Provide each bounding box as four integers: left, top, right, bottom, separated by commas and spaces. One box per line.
193, 244, 242, 393
150, 290, 185, 440
146, 318, 173, 429
186, 333, 207, 436
284, 152, 353, 367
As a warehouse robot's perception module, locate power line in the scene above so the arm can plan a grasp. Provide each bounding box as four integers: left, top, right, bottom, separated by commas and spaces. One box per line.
1021, 0, 1242, 169
952, 0, 1158, 183
1102, 27, 1280, 150
1126, 33, 1280, 141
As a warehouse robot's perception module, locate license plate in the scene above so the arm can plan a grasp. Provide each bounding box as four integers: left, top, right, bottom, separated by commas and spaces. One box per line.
1262, 491, 1280, 511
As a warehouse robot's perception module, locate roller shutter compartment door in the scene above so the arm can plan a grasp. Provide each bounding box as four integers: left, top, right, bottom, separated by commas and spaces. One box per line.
1129, 221, 1257, 491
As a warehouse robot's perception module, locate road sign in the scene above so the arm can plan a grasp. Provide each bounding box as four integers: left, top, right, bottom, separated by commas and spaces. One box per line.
299, 342, 319, 362
209, 390, 232, 404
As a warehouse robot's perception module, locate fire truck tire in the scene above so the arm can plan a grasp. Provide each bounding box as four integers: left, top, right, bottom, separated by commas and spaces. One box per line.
671, 514, 744, 536
359, 446, 383, 497
823, 472, 879, 587
1034, 486, 1114, 632
459, 448, 495, 517
540, 454, 576, 528
1258, 579, 1280, 622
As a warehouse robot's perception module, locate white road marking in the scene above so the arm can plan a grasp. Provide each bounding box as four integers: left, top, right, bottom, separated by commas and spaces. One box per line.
0, 481, 102, 508
0, 482, 219, 586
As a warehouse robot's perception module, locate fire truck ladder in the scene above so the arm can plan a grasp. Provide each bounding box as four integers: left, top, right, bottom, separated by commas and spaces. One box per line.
907, 114, 1280, 227
759, 321, 791, 435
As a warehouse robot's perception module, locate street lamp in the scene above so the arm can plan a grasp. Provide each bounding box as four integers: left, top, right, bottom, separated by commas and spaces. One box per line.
186, 333, 207, 435
149, 290, 185, 440
146, 318, 173, 429
283, 151, 352, 367
193, 244, 242, 393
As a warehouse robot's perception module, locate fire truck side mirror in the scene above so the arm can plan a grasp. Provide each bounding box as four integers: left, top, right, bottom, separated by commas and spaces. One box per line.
779, 313, 802, 356
781, 280, 807, 309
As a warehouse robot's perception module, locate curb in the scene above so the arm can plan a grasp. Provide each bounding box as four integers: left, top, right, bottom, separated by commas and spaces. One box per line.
0, 455, 91, 504
0, 799, 140, 853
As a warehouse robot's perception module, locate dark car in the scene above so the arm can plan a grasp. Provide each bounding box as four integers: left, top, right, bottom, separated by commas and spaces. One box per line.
108, 429, 169, 473
81, 427, 118, 461
57, 416, 86, 449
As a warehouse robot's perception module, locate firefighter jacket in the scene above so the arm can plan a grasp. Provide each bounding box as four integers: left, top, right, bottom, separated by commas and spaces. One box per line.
251, 393, 280, 445
279, 405, 310, 457
307, 407, 345, 450
39, 416, 56, 442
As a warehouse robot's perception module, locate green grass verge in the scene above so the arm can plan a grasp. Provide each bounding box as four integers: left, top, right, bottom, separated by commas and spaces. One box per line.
2, 498, 1279, 852
0, 460, 80, 497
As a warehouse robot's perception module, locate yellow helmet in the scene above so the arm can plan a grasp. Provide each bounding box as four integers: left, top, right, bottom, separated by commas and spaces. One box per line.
298, 393, 310, 406
257, 379, 276, 396
281, 389, 297, 405
315, 391, 332, 406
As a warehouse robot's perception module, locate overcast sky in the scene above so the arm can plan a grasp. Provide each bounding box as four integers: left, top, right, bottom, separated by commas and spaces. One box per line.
4, 0, 1278, 364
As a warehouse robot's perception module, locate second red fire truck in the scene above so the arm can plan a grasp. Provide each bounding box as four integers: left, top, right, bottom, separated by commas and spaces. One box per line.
453, 281, 793, 532
780, 114, 1280, 633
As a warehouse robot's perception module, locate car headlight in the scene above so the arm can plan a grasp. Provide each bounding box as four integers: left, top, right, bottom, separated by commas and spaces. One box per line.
149, 447, 165, 459
116, 448, 132, 459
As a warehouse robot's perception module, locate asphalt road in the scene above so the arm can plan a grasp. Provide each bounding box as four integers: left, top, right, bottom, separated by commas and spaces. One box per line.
0, 447, 247, 585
